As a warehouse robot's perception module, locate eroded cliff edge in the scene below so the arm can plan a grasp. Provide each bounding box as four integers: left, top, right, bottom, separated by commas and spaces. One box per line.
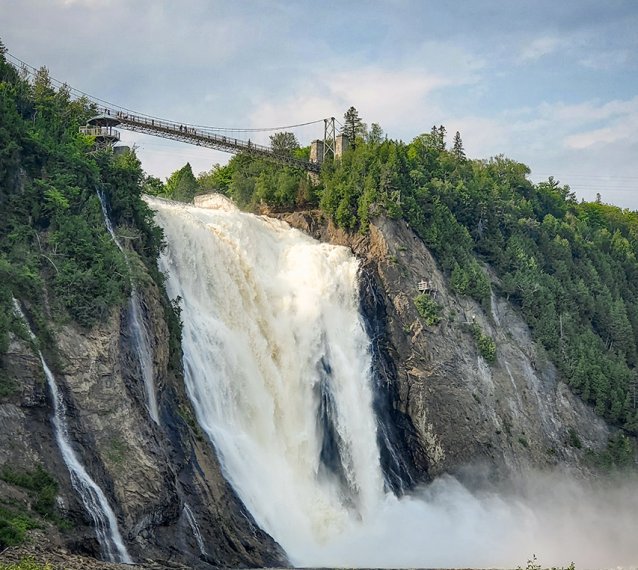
280, 210, 610, 482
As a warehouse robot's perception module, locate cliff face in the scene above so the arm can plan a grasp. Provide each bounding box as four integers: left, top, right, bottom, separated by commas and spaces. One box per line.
281, 211, 610, 482
0, 204, 614, 567
0, 271, 285, 567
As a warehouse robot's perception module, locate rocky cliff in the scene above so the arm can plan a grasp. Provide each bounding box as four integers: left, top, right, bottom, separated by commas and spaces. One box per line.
280, 210, 611, 484
0, 259, 285, 567
0, 204, 615, 568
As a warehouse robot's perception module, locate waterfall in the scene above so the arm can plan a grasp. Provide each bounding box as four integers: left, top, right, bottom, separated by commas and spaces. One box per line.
148, 195, 396, 563
183, 503, 207, 557
12, 299, 132, 564
147, 195, 638, 569
97, 190, 160, 424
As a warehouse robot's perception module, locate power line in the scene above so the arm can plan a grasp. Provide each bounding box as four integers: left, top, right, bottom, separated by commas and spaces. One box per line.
533, 173, 638, 181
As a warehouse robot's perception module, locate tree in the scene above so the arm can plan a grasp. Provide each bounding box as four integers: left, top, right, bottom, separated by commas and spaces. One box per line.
452, 131, 466, 160
438, 125, 447, 150
341, 106, 366, 147
269, 131, 299, 156
196, 163, 233, 195
143, 176, 165, 196
430, 125, 446, 150
165, 163, 198, 202
367, 122, 384, 145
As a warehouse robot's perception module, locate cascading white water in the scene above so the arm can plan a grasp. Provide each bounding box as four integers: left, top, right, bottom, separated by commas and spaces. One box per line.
183, 502, 207, 557
12, 299, 132, 564
149, 195, 385, 563
97, 190, 160, 424
148, 195, 638, 569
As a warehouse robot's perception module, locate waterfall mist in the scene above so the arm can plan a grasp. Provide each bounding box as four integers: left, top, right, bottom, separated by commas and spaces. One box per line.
148, 195, 638, 569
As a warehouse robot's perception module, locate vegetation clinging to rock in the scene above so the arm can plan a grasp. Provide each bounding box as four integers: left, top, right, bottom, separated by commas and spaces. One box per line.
186, 111, 638, 439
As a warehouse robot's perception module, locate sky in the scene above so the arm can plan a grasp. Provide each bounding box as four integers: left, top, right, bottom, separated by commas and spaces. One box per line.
2, 0, 638, 208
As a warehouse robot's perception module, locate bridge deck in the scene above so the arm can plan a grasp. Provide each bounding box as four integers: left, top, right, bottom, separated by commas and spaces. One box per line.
97, 109, 321, 173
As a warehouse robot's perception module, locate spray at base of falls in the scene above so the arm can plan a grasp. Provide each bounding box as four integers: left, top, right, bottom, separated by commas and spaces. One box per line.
12, 299, 132, 564
97, 190, 159, 424
148, 195, 638, 569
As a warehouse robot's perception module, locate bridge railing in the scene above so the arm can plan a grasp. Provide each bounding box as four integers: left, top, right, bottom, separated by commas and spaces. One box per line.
94, 107, 320, 172
79, 126, 121, 140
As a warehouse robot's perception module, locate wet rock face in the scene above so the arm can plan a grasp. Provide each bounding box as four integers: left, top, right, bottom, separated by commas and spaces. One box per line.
280, 211, 610, 482
1, 275, 285, 567
0, 207, 613, 567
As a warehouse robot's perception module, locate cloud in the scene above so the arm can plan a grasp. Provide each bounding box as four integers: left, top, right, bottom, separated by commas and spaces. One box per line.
519, 36, 565, 62
247, 66, 455, 145
565, 121, 638, 150
248, 39, 483, 142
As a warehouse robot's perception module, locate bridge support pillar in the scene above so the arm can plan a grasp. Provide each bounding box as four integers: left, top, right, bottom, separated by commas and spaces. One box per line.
335, 133, 349, 158
310, 139, 324, 165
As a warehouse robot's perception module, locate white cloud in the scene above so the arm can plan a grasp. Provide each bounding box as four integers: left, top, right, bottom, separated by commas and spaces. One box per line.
248, 52, 480, 144
247, 67, 443, 140
519, 36, 565, 62
565, 118, 638, 149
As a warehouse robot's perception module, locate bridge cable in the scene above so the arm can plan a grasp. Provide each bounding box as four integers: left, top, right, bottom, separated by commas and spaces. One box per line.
5, 51, 328, 134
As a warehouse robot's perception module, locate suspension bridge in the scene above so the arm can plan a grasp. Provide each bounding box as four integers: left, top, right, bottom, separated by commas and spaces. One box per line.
5, 52, 346, 173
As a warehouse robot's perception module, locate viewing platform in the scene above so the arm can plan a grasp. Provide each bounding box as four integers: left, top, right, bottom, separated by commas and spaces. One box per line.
79, 125, 121, 142
80, 114, 122, 147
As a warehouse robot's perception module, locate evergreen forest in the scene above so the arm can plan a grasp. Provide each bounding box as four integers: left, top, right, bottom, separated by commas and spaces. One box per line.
2, 43, 638, 452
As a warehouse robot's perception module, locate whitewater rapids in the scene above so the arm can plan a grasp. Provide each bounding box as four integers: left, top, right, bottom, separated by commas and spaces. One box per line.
148, 195, 638, 569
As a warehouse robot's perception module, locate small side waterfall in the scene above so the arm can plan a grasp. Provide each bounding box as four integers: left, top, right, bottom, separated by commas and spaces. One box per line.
183, 503, 207, 558
97, 190, 160, 424
12, 299, 132, 564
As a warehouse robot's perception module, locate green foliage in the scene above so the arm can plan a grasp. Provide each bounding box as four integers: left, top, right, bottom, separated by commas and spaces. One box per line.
470, 322, 497, 363
413, 294, 441, 326
0, 558, 53, 570
585, 433, 635, 470
269, 131, 299, 156
567, 428, 582, 449
195, 163, 233, 196
0, 507, 39, 548
1, 466, 58, 519
341, 106, 366, 148
0, 48, 165, 349
164, 162, 198, 202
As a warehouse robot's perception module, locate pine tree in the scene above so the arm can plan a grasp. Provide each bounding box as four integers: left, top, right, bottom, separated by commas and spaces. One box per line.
165, 162, 198, 202
453, 131, 466, 160
430, 125, 446, 150
438, 125, 447, 150
341, 106, 366, 147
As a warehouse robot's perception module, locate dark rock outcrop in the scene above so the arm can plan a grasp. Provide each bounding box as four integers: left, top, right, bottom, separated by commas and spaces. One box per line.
280, 211, 610, 483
